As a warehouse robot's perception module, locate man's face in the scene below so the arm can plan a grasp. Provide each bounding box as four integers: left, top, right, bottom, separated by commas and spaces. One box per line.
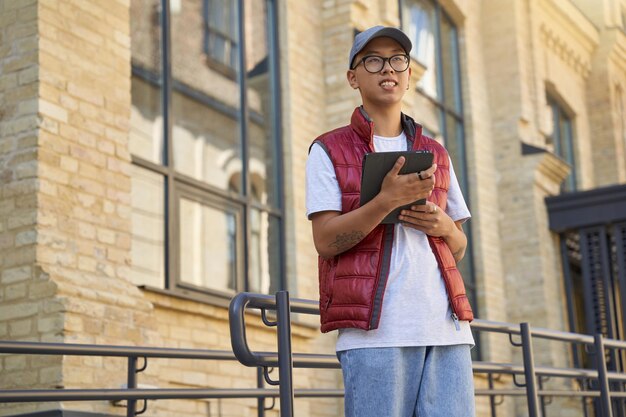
347, 37, 411, 108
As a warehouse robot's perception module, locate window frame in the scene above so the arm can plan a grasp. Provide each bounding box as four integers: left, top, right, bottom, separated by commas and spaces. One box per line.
130, 0, 286, 304
547, 95, 577, 191
173, 181, 245, 297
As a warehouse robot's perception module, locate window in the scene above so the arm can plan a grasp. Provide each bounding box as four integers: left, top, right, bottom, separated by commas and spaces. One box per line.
547, 97, 577, 191
401, 0, 477, 313
129, 0, 284, 302
203, 0, 239, 73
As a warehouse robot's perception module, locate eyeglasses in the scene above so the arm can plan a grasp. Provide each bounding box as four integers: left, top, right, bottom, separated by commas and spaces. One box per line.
352, 54, 410, 73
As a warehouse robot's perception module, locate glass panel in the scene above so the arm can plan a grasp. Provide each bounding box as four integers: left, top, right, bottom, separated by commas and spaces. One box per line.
549, 99, 576, 191
206, 0, 238, 42
248, 210, 280, 293
179, 197, 238, 292
439, 13, 462, 113
130, 165, 165, 288
208, 0, 232, 34
561, 114, 576, 191
171, 0, 242, 191
444, 112, 467, 194
246, 0, 278, 207
404, 0, 438, 98
547, 101, 558, 153
130, 0, 164, 164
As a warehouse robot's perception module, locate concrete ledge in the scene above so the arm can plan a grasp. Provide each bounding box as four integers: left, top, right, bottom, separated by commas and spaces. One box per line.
7, 411, 116, 417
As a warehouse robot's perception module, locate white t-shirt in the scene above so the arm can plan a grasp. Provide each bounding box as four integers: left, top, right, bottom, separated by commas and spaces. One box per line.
306, 132, 475, 351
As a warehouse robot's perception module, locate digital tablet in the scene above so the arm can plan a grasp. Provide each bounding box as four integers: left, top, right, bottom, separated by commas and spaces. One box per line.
359, 151, 434, 224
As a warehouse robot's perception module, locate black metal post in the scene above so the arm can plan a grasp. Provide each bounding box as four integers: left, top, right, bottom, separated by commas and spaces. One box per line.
520, 323, 540, 417
594, 333, 613, 417
257, 367, 266, 417
127, 356, 138, 417
276, 291, 294, 416
538, 377, 547, 416
488, 374, 497, 417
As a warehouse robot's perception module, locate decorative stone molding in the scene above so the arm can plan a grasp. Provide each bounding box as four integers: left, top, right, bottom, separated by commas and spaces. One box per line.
540, 24, 592, 78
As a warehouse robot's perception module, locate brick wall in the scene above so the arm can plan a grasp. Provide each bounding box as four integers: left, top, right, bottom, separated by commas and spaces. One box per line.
0, 0, 61, 414
0, 0, 157, 415
36, 0, 157, 413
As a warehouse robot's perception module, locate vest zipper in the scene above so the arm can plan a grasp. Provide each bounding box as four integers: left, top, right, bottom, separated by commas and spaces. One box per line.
452, 313, 460, 331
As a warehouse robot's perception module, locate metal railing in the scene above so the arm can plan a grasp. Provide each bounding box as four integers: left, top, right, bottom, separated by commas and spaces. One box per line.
229, 291, 626, 417
0, 290, 625, 417
0, 340, 278, 416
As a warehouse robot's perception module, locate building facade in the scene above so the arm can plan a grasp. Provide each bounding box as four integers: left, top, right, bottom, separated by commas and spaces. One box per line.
0, 0, 625, 416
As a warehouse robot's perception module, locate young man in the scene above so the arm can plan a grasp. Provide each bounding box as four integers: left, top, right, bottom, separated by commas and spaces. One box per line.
306, 26, 476, 417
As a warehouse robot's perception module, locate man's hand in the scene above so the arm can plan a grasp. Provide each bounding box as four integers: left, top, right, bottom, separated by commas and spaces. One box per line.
378, 156, 437, 212
398, 202, 454, 237
399, 202, 467, 262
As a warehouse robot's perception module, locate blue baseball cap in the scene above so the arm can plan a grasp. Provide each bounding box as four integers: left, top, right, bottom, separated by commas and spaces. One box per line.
349, 26, 412, 69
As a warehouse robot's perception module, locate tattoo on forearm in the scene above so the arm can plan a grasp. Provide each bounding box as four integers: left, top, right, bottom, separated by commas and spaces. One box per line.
329, 231, 365, 252
453, 248, 464, 261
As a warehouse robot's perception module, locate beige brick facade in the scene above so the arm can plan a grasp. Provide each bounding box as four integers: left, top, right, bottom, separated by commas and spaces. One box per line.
1, 0, 625, 416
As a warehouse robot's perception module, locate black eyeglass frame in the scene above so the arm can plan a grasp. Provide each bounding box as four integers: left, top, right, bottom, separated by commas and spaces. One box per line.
351, 54, 411, 73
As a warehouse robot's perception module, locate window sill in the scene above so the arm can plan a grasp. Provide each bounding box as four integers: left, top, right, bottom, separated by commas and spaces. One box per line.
203, 55, 237, 80
139, 286, 321, 335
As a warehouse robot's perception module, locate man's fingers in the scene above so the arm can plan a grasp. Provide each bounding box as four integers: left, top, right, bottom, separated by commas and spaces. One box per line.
387, 156, 406, 176
417, 163, 437, 180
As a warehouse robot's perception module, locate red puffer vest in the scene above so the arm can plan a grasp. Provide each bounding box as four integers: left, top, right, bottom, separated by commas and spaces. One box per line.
312, 107, 474, 333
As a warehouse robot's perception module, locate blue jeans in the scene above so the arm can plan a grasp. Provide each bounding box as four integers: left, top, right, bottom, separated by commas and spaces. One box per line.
337, 345, 475, 417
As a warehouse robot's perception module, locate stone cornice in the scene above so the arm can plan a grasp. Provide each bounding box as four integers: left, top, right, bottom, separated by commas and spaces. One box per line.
542, 0, 599, 45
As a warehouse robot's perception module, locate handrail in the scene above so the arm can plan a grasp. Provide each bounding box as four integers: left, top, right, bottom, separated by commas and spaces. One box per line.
229, 291, 626, 417
228, 292, 337, 369
0, 388, 344, 402
0, 340, 235, 360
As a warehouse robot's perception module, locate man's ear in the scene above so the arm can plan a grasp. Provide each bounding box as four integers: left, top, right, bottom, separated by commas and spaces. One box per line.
347, 70, 359, 90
